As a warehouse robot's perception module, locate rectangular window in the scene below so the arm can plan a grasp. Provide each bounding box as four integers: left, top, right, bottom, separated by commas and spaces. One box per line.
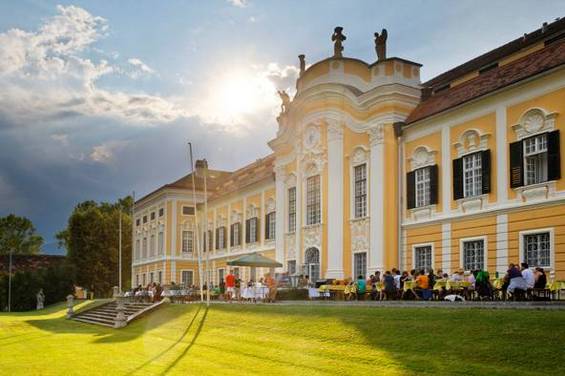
158, 271, 162, 284
159, 208, 164, 217
463, 239, 485, 271
306, 175, 321, 225
208, 230, 213, 251
142, 273, 146, 286
142, 237, 147, 258
150, 212, 155, 221
150, 272, 154, 283
218, 269, 225, 285
231, 222, 240, 246
135, 239, 140, 260
266, 212, 276, 240
249, 218, 258, 243
523, 134, 548, 185
288, 187, 296, 232
136, 274, 139, 286
354, 164, 367, 217
143, 216, 147, 224
415, 167, 431, 208
414, 245, 432, 272
136, 218, 140, 226
463, 152, 482, 197
150, 234, 155, 257
182, 231, 193, 253
353, 252, 367, 279
524, 232, 550, 267
181, 270, 194, 286
287, 260, 296, 275
182, 206, 195, 215
217, 227, 225, 249
158, 232, 164, 255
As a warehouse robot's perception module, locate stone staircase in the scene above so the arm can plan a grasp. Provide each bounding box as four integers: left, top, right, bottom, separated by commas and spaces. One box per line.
71, 300, 163, 327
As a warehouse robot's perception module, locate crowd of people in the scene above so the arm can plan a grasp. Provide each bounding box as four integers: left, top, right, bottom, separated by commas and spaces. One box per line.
340, 262, 549, 301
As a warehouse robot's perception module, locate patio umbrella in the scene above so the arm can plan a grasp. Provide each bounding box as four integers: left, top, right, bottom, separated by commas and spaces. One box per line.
227, 253, 283, 268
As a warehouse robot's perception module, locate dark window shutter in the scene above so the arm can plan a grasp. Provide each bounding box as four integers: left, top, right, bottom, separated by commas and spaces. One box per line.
238, 223, 242, 245
245, 219, 250, 243
215, 228, 219, 250
203, 232, 206, 252
230, 224, 234, 247
547, 130, 561, 181
509, 140, 524, 188
255, 218, 260, 242
429, 165, 439, 205
406, 171, 416, 209
265, 215, 270, 239
453, 158, 464, 200
208, 230, 212, 251
481, 150, 491, 194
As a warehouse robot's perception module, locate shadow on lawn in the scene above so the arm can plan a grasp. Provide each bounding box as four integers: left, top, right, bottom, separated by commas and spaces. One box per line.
24, 301, 189, 344
204, 304, 565, 375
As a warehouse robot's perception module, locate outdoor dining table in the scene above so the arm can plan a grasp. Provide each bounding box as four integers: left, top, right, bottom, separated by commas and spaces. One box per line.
309, 287, 330, 299
241, 286, 269, 300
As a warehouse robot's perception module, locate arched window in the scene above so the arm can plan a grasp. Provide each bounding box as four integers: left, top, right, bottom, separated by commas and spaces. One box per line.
304, 247, 320, 282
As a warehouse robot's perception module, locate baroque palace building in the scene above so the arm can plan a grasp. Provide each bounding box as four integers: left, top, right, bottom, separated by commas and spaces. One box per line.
132, 19, 565, 287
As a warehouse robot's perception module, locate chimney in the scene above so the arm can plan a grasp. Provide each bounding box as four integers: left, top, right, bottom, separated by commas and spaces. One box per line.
421, 86, 433, 100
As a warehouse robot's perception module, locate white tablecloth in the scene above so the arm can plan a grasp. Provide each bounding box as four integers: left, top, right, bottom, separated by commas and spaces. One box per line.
308, 288, 330, 299
241, 286, 269, 300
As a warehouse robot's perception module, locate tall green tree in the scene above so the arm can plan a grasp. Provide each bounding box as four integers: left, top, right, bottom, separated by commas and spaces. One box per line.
57, 196, 132, 297
0, 214, 43, 255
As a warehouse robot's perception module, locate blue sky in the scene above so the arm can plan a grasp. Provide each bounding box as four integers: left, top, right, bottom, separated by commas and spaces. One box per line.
0, 0, 564, 253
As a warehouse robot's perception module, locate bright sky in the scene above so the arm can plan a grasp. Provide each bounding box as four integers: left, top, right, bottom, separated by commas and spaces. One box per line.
0, 0, 564, 253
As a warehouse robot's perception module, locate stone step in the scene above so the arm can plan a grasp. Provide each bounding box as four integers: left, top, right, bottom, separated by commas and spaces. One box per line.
72, 317, 114, 327
75, 313, 117, 323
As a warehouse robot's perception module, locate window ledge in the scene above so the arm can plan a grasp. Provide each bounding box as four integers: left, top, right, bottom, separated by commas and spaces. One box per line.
409, 205, 436, 221
349, 216, 370, 224
456, 194, 488, 213
514, 181, 556, 202
303, 223, 322, 230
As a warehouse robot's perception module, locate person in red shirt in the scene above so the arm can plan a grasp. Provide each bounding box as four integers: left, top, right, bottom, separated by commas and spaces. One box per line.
225, 271, 236, 302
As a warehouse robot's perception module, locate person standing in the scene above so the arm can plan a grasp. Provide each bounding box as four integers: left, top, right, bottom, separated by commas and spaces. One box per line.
355, 275, 366, 300
225, 270, 236, 302
265, 273, 277, 303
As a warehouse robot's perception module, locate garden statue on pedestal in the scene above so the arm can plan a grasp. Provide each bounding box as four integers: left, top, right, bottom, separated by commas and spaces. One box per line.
36, 289, 45, 310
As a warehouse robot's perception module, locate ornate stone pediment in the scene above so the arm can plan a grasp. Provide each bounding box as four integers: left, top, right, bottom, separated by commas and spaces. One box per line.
408, 146, 437, 170
266, 198, 276, 213
512, 108, 557, 139
351, 146, 369, 165
246, 204, 259, 218
453, 128, 491, 158
230, 210, 242, 224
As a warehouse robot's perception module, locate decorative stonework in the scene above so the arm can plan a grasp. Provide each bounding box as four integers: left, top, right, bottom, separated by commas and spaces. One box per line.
515, 181, 556, 202
512, 108, 557, 139
327, 120, 344, 142
368, 124, 384, 146
453, 128, 490, 158
285, 173, 297, 187
458, 194, 488, 213
303, 224, 321, 249
216, 215, 226, 227
246, 204, 259, 218
351, 146, 368, 165
409, 206, 433, 221
285, 233, 296, 259
230, 210, 242, 224
350, 218, 370, 251
409, 146, 437, 170
266, 198, 276, 213
303, 125, 321, 151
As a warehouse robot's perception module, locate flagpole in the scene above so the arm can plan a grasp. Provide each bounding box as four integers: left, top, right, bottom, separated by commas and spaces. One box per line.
119, 207, 122, 292
131, 191, 135, 289
201, 159, 210, 307
188, 143, 204, 303
8, 249, 12, 312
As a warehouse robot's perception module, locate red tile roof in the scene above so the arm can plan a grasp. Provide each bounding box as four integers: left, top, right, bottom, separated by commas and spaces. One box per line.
406, 38, 565, 124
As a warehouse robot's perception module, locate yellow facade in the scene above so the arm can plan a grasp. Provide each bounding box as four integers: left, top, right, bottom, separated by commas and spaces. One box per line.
133, 21, 565, 286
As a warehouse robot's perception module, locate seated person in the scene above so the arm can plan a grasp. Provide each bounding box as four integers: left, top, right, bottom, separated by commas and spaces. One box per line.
355, 275, 366, 300
415, 270, 431, 299
521, 263, 535, 289
383, 271, 396, 300
451, 269, 464, 282
507, 263, 528, 297
534, 267, 547, 289
474, 270, 492, 299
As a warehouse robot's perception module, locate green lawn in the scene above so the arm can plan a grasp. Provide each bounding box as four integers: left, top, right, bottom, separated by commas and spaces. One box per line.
1, 302, 564, 375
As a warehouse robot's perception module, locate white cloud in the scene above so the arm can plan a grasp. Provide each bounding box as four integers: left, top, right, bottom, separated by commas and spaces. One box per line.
227, 0, 248, 8
89, 140, 129, 163
50, 133, 69, 146
0, 5, 185, 125
127, 57, 155, 78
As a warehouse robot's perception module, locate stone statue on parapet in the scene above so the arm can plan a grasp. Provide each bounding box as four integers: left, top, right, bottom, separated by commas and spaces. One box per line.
277, 90, 291, 113
331, 27, 346, 58
298, 54, 306, 76
374, 28, 388, 61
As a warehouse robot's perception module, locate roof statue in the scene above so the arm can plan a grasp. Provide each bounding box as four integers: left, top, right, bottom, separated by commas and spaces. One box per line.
298, 54, 306, 76
374, 28, 388, 61
277, 90, 291, 114
331, 26, 346, 58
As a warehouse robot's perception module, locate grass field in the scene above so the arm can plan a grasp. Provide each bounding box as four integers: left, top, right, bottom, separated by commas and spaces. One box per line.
1, 301, 565, 375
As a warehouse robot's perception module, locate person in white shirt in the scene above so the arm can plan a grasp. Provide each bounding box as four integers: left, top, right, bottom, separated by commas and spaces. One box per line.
393, 269, 401, 289
521, 262, 535, 289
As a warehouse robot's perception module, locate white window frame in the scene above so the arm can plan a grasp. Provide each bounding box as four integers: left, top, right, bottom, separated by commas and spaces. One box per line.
523, 133, 548, 186
249, 217, 258, 243
519, 228, 554, 270
352, 251, 368, 279
266, 211, 276, 240
157, 270, 162, 284
414, 167, 431, 208
180, 269, 194, 286
218, 227, 225, 249
305, 175, 321, 226
353, 163, 368, 218
287, 259, 297, 275
287, 186, 297, 233
150, 234, 155, 257
142, 237, 147, 259
459, 236, 488, 272
218, 268, 225, 285
182, 206, 195, 216
462, 152, 482, 198
158, 231, 164, 255
182, 230, 194, 253
135, 239, 140, 260
232, 222, 240, 246
412, 242, 435, 272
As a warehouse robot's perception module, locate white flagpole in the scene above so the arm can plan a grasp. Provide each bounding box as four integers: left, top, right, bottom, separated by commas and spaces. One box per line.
188, 143, 204, 303
202, 160, 210, 307
119, 207, 122, 292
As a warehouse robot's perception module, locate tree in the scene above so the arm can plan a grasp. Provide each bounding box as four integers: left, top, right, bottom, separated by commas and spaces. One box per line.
0, 214, 43, 255
57, 196, 132, 297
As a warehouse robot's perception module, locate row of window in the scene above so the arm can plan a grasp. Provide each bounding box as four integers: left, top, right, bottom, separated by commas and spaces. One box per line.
135, 270, 163, 286
413, 231, 551, 272
135, 232, 164, 260
407, 130, 561, 209
135, 207, 166, 226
